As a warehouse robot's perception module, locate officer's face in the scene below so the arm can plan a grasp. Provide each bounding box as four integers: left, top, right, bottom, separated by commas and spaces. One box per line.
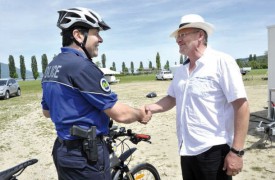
85, 29, 103, 58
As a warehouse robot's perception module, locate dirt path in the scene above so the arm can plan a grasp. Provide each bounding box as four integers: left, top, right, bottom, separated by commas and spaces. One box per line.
0, 81, 274, 180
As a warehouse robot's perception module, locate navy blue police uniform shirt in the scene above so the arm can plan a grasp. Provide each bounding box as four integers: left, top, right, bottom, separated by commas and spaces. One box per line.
41, 47, 118, 140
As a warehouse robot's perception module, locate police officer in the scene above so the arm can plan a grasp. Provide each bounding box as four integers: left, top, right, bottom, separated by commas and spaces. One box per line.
41, 7, 151, 180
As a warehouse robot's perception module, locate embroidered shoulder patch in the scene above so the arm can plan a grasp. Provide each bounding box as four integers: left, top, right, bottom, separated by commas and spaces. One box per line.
100, 78, 111, 92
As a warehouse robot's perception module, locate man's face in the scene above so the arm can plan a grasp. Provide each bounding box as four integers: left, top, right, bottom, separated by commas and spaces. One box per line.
176, 28, 200, 56
85, 29, 103, 58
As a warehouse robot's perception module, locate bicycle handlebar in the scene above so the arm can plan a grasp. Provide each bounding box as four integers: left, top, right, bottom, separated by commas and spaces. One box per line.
108, 126, 151, 144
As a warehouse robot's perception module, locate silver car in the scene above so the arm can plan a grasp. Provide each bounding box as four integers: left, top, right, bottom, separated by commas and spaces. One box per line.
0, 78, 21, 100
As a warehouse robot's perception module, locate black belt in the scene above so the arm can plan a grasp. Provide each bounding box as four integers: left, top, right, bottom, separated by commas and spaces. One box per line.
58, 136, 103, 149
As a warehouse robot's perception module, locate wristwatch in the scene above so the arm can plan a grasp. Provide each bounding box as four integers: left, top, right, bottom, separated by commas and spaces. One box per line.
230, 147, 245, 157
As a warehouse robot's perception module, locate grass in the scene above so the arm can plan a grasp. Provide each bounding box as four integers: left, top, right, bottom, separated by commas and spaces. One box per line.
117, 69, 268, 86
19, 80, 42, 93
116, 74, 156, 83
0, 69, 268, 128
0, 80, 42, 130
247, 69, 268, 75
242, 69, 268, 86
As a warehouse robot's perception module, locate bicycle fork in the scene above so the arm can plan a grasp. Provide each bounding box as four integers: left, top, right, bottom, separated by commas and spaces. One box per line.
110, 148, 137, 180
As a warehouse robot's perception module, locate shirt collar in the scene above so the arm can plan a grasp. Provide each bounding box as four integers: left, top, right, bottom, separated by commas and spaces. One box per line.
196, 46, 212, 65
61, 47, 88, 59
182, 47, 212, 66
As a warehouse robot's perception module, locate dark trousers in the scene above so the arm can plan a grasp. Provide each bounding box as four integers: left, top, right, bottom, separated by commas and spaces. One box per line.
181, 144, 232, 180
52, 138, 111, 180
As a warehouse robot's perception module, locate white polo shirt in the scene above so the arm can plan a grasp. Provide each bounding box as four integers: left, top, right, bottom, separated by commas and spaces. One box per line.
167, 47, 247, 156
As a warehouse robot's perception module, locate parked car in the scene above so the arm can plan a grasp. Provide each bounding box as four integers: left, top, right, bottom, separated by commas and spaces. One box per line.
156, 70, 173, 80
0, 78, 21, 100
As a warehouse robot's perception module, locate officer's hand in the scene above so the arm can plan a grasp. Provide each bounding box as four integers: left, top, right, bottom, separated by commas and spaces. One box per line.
138, 106, 152, 124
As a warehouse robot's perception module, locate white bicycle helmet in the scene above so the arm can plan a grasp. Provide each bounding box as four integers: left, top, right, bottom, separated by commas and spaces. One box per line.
57, 7, 110, 31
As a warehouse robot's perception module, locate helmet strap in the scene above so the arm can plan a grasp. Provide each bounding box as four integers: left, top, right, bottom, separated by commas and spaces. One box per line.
73, 31, 92, 60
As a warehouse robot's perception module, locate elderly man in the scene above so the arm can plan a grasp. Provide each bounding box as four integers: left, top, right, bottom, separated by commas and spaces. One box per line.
146, 14, 250, 180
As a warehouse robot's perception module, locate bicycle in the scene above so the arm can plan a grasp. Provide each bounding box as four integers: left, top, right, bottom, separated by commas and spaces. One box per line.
248, 113, 275, 149
107, 121, 161, 180
0, 159, 38, 180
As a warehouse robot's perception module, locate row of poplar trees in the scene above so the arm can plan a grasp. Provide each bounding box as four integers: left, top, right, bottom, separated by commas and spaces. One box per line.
100, 52, 187, 74
4, 54, 48, 80
1, 52, 187, 80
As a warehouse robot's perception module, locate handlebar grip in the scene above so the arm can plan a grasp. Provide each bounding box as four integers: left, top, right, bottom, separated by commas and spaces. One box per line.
135, 134, 151, 140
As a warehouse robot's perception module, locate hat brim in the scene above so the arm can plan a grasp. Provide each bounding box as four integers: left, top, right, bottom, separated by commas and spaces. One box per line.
170, 22, 214, 37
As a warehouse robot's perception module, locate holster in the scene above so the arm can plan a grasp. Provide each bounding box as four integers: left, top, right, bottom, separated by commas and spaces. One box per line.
82, 137, 98, 162
70, 126, 98, 162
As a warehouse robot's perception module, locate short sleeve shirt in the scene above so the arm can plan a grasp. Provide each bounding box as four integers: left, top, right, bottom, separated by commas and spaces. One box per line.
41, 47, 117, 140
168, 48, 247, 155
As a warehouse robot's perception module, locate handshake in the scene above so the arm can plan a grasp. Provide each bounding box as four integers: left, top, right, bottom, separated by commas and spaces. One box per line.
138, 105, 152, 125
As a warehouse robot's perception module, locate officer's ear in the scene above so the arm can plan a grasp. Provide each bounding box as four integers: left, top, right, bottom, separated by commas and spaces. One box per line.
72, 29, 84, 43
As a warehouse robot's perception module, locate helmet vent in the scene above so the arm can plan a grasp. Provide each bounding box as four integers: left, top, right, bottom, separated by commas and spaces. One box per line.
85, 15, 96, 24
70, 12, 81, 18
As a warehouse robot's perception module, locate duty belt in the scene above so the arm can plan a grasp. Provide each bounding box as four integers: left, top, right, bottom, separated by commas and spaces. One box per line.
58, 136, 103, 149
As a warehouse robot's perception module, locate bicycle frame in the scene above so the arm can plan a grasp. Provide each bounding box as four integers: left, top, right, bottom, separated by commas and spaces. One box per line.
110, 147, 137, 180
106, 124, 159, 180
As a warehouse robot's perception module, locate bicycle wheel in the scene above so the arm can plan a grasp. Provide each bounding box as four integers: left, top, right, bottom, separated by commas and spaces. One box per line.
129, 163, 160, 180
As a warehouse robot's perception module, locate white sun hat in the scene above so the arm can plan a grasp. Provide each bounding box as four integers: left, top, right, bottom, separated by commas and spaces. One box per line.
170, 14, 214, 37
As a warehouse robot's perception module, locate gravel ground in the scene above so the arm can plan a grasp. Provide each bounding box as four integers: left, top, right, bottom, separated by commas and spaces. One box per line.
0, 81, 274, 180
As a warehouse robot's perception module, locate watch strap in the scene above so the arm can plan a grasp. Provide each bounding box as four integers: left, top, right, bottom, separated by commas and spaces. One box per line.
230, 147, 244, 157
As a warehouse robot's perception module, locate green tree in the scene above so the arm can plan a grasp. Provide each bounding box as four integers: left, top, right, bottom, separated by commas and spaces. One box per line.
236, 59, 244, 68
20, 55, 26, 80
180, 55, 184, 64
110, 62, 116, 71
156, 52, 161, 70
248, 54, 253, 61
95, 61, 102, 67
164, 60, 170, 70
253, 54, 257, 61
8, 55, 17, 78
139, 61, 144, 71
122, 62, 129, 74
130, 61, 134, 74
31, 56, 39, 80
263, 51, 268, 68
113, 62, 116, 71
41, 54, 48, 74
149, 61, 152, 69
101, 54, 106, 68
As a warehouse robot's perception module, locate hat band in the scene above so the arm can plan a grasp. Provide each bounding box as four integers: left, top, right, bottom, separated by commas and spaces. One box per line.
179, 23, 190, 28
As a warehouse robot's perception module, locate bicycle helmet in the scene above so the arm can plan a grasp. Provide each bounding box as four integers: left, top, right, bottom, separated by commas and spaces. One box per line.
57, 7, 110, 31
57, 7, 110, 59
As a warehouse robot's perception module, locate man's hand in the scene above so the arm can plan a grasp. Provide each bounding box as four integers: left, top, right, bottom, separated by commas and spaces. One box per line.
223, 151, 243, 176
138, 105, 152, 124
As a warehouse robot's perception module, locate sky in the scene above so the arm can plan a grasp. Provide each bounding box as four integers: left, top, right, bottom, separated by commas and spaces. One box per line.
0, 0, 274, 72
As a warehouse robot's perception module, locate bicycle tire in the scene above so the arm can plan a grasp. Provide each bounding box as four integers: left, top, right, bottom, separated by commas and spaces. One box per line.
129, 163, 161, 180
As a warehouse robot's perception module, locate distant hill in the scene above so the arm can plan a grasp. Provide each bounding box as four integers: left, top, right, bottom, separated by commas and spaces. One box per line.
0, 62, 42, 79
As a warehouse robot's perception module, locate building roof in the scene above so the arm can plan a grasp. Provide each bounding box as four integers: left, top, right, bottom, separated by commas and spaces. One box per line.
100, 68, 120, 75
